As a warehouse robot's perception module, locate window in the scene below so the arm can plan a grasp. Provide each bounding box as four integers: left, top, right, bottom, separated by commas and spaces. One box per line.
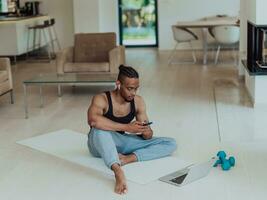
118, 0, 158, 47
0, 0, 19, 13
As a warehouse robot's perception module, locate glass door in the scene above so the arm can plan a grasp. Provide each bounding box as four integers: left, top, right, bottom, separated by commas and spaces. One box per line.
118, 0, 158, 47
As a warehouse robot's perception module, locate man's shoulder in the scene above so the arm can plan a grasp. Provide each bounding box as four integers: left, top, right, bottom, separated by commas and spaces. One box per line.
134, 95, 145, 105
134, 95, 144, 101
92, 93, 108, 104
94, 92, 107, 98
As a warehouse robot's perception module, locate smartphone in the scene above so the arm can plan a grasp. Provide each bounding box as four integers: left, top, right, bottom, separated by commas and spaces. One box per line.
142, 121, 153, 126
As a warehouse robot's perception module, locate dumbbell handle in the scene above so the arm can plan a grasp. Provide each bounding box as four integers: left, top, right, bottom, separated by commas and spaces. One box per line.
213, 159, 221, 167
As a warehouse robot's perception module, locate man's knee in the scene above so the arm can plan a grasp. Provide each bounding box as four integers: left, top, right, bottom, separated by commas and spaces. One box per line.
91, 127, 108, 134
90, 128, 114, 143
90, 128, 116, 151
91, 128, 111, 137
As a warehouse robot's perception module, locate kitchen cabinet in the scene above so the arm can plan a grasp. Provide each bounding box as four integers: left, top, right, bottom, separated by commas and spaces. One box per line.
0, 15, 49, 57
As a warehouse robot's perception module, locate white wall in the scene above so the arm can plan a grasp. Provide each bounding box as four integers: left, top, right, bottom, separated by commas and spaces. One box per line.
245, 70, 255, 103
72, 0, 117, 33
98, 0, 119, 43
73, 0, 99, 33
256, 0, 267, 25
20, 0, 74, 49
238, 0, 248, 76
98, 0, 118, 33
239, 0, 247, 53
73, 0, 119, 44
72, 0, 240, 50
241, 0, 267, 106
22, 0, 239, 50
242, 0, 267, 25
245, 0, 256, 24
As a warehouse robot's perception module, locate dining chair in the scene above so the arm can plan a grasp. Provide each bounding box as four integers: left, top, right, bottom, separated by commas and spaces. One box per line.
211, 25, 240, 65
168, 25, 198, 65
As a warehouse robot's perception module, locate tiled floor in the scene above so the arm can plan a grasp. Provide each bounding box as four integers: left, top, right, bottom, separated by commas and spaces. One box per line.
0, 49, 267, 199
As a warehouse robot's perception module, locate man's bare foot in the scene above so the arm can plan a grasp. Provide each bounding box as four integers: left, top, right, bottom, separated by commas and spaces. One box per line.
118, 153, 137, 166
111, 164, 128, 195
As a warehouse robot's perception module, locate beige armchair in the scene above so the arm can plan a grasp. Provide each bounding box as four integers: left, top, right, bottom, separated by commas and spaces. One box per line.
0, 58, 14, 104
56, 32, 125, 75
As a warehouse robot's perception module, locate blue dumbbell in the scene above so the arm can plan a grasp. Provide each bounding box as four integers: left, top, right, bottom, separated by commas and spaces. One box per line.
217, 151, 226, 159
221, 160, 231, 170
213, 159, 221, 167
214, 151, 235, 171
213, 151, 225, 167
229, 156, 235, 167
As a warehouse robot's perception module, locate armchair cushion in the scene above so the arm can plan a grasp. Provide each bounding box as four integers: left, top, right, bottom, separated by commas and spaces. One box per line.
64, 62, 110, 73
56, 32, 125, 75
0, 71, 8, 82
74, 33, 116, 63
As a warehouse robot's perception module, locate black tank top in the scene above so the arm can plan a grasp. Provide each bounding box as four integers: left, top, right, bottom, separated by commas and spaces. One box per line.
104, 91, 136, 134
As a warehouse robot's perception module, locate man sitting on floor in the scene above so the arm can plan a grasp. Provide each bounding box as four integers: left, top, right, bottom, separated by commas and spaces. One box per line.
87, 65, 177, 195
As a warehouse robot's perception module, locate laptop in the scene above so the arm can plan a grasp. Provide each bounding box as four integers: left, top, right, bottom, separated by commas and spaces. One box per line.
159, 157, 216, 186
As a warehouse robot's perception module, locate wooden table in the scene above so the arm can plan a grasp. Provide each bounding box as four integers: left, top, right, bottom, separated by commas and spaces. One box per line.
175, 17, 240, 65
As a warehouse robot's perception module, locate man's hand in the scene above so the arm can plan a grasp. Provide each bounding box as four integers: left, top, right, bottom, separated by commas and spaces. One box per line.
141, 127, 153, 140
126, 121, 149, 134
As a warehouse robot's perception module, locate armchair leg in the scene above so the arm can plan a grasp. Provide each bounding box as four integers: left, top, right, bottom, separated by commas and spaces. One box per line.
10, 90, 14, 104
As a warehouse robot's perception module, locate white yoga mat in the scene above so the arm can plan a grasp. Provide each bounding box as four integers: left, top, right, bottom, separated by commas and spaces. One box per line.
17, 129, 191, 184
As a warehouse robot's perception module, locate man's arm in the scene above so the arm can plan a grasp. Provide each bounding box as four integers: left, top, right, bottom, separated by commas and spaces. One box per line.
87, 94, 146, 133
135, 96, 153, 140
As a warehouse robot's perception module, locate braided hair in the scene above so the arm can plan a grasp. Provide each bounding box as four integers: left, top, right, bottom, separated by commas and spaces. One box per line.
118, 64, 139, 83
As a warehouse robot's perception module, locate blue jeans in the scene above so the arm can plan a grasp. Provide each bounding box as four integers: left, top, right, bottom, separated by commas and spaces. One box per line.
87, 128, 177, 169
